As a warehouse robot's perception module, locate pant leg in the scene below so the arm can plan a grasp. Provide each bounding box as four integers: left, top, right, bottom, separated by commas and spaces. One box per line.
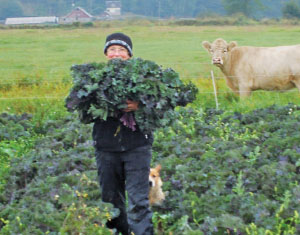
95, 150, 130, 235
122, 145, 154, 235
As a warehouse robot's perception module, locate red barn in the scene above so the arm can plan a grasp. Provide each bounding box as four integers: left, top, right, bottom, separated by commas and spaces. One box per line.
59, 7, 93, 24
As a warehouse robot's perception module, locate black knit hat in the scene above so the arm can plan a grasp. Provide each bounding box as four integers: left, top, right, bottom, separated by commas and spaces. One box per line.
104, 32, 133, 57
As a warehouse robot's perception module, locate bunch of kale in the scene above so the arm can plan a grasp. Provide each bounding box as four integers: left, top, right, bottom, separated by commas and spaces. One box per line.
65, 58, 198, 134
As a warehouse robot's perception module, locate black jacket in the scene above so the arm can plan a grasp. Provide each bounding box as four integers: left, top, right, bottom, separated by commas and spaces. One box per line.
92, 117, 153, 152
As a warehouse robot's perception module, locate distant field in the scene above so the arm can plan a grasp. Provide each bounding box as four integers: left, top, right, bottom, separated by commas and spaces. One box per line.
0, 25, 300, 114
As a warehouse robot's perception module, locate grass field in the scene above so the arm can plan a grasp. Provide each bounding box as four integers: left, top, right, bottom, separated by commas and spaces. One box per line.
0, 24, 300, 115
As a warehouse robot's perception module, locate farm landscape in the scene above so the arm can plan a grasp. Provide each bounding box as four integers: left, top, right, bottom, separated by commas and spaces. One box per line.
0, 22, 300, 234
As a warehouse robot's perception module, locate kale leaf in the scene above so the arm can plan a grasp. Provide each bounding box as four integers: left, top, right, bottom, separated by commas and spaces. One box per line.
65, 58, 198, 134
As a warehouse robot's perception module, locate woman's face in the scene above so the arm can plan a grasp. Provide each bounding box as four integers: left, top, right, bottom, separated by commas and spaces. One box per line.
106, 45, 130, 60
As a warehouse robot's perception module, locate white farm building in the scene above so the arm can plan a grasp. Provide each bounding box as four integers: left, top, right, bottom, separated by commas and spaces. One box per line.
5, 17, 58, 25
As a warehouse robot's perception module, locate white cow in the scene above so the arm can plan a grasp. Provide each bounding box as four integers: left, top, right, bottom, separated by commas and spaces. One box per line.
202, 38, 300, 97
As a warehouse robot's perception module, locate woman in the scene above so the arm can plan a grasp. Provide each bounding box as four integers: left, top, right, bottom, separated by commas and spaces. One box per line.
93, 32, 154, 235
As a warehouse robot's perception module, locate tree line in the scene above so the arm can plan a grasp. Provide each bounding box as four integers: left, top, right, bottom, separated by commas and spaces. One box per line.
1, 0, 300, 20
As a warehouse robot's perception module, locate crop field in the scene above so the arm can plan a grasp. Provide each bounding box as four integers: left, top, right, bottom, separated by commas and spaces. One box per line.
0, 24, 300, 234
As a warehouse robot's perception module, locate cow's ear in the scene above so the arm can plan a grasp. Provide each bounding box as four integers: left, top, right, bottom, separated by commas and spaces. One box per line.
227, 41, 237, 51
202, 41, 211, 51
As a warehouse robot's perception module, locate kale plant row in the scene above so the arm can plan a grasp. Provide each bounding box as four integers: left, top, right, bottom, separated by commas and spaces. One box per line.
0, 113, 33, 141
0, 104, 299, 234
0, 115, 115, 234
65, 58, 198, 134
152, 103, 300, 234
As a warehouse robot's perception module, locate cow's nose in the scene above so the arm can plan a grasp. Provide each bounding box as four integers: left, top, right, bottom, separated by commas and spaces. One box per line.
212, 57, 223, 64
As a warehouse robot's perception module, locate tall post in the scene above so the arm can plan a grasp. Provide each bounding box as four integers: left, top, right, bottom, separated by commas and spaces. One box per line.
211, 70, 219, 110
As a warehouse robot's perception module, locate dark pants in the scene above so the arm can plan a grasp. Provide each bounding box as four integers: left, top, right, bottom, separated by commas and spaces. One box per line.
95, 145, 153, 235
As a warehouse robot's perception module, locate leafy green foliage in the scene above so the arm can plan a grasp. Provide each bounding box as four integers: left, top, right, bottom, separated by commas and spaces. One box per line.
0, 113, 36, 193
0, 115, 116, 234
0, 138, 36, 194
0, 113, 33, 141
152, 103, 300, 234
221, 0, 265, 18
2, 0, 289, 19
282, 0, 300, 19
66, 58, 198, 134
1, 104, 300, 234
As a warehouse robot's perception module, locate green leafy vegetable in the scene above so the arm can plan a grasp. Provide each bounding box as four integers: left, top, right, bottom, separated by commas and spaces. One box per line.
65, 58, 198, 134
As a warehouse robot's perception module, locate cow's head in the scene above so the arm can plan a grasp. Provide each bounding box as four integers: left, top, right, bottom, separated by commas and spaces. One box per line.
202, 38, 237, 67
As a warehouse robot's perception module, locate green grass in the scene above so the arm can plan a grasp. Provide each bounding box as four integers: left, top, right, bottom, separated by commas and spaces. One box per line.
0, 24, 300, 115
